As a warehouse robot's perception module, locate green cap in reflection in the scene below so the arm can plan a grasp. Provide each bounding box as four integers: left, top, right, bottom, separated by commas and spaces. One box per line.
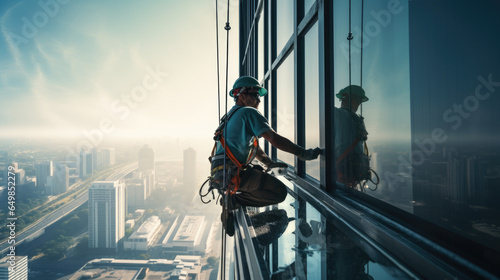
336, 85, 369, 103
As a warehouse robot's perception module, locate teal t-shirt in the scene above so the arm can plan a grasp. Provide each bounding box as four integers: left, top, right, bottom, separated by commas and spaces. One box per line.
215, 105, 272, 164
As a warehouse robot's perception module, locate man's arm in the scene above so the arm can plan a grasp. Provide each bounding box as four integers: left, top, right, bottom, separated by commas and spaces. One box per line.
260, 129, 302, 156
260, 129, 322, 161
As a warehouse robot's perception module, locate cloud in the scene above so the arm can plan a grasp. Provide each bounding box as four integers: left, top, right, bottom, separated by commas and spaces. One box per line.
1, 2, 24, 69
0, 0, 239, 141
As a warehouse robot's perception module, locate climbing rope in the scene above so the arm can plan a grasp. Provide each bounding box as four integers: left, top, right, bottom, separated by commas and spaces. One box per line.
345, 0, 379, 192
347, 0, 353, 111
360, 0, 364, 116
213, 0, 232, 279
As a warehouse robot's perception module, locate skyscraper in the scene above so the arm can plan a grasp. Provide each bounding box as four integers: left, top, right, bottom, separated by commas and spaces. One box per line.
35, 161, 53, 190
88, 180, 126, 249
4, 163, 25, 187
48, 162, 69, 195
91, 148, 103, 171
101, 148, 116, 166
14, 169, 25, 186
183, 148, 196, 189
126, 179, 146, 209
79, 150, 93, 179
138, 144, 155, 171
142, 169, 155, 195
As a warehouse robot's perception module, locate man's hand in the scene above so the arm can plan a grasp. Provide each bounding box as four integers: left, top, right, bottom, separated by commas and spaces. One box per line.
265, 161, 288, 175
266, 161, 288, 170
298, 148, 323, 161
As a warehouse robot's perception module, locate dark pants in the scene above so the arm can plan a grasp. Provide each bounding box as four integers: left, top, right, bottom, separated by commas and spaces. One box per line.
227, 167, 288, 210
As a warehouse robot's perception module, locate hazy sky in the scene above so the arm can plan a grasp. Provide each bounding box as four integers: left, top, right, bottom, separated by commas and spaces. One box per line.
0, 0, 240, 144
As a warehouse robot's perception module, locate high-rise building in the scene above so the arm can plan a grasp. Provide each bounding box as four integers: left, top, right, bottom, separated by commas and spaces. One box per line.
3, 163, 25, 187
88, 180, 126, 249
142, 170, 155, 196
79, 150, 93, 179
183, 148, 196, 189
138, 144, 154, 171
102, 148, 116, 166
0, 256, 28, 280
3, 163, 17, 185
49, 162, 69, 195
35, 161, 53, 190
126, 177, 146, 209
91, 148, 103, 171
14, 169, 25, 186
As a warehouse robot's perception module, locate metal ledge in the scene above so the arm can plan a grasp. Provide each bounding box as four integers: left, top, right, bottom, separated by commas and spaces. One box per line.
233, 207, 270, 280
286, 173, 500, 280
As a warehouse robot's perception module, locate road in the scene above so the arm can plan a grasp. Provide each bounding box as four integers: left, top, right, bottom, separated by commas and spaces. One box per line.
0, 162, 138, 254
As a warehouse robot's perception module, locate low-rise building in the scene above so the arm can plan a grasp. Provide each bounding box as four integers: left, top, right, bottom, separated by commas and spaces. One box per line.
162, 215, 213, 255
0, 256, 28, 280
69, 257, 201, 280
125, 219, 135, 230
124, 216, 162, 251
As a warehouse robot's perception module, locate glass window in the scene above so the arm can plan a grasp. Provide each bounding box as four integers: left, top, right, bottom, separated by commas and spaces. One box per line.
304, 23, 320, 180
276, 52, 295, 165
306, 203, 323, 279
264, 181, 418, 279
258, 10, 265, 82
408, 0, 500, 254
276, 179, 296, 269
304, 0, 315, 15
276, 0, 293, 55
333, 0, 412, 212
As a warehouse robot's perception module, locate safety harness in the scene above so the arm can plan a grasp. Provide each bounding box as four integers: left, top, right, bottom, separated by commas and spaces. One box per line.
200, 106, 259, 204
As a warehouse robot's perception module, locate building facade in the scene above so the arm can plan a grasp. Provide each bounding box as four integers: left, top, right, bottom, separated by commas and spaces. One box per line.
101, 148, 116, 166
0, 256, 28, 280
162, 215, 210, 255
235, 0, 500, 278
124, 215, 162, 251
79, 151, 93, 179
88, 180, 126, 249
47, 162, 69, 195
35, 161, 53, 190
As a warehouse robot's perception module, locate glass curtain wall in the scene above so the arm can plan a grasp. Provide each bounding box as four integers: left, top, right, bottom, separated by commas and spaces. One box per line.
333, 0, 412, 210
239, 0, 500, 278
408, 0, 500, 255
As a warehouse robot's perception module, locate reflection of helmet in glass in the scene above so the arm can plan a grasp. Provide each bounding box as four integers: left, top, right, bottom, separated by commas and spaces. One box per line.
336, 85, 369, 102
229, 76, 268, 97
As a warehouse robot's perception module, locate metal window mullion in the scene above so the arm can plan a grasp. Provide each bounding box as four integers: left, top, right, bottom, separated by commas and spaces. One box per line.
318, 0, 335, 194
270, 0, 277, 161
295, 0, 305, 176
298, 0, 318, 37
318, 0, 335, 279
263, 0, 270, 156
239, 0, 246, 76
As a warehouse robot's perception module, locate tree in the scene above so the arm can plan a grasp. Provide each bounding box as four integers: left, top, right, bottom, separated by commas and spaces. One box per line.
207, 256, 219, 268
75, 236, 89, 256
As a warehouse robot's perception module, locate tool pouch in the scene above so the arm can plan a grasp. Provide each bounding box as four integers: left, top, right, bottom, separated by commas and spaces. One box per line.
209, 157, 238, 192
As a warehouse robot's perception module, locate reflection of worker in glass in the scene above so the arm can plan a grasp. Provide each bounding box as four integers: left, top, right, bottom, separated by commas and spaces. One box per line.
334, 85, 371, 187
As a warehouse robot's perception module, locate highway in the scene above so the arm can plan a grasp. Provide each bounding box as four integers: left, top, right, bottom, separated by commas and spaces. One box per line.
0, 162, 138, 254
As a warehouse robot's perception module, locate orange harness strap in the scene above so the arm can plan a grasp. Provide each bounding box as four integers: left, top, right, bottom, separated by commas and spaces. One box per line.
217, 134, 258, 195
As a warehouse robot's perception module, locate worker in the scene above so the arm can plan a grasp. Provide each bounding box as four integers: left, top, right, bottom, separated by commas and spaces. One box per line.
211, 76, 322, 236
334, 85, 371, 187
